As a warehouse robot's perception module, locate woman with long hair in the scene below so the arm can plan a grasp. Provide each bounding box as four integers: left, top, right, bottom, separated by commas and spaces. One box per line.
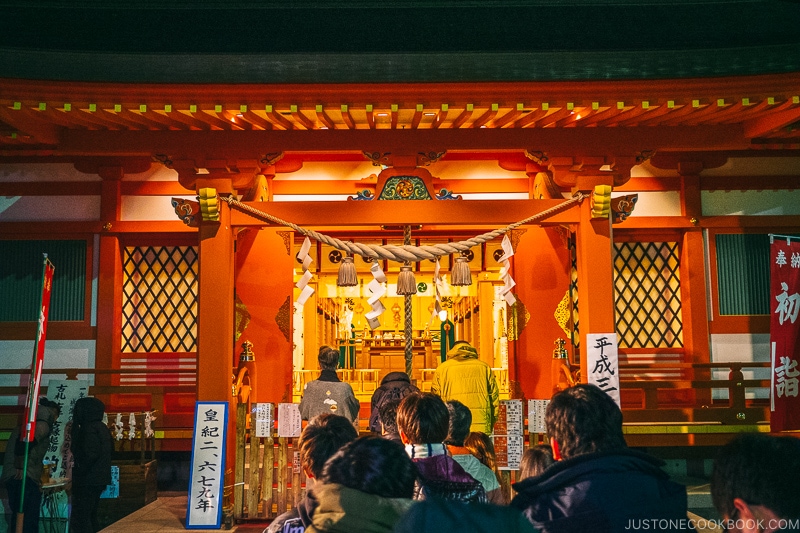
463, 431, 510, 504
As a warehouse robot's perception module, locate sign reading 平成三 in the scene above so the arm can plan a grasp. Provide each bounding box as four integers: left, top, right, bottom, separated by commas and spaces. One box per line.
586, 333, 620, 407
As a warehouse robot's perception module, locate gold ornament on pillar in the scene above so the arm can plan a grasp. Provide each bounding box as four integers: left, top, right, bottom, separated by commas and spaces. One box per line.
451, 254, 473, 286
396, 263, 417, 295
337, 255, 358, 287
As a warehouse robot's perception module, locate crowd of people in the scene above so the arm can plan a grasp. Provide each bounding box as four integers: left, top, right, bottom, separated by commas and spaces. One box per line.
289, 340, 800, 533
3, 340, 798, 533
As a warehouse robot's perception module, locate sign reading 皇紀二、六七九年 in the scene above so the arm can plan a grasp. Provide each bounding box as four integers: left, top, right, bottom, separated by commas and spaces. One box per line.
770, 236, 800, 432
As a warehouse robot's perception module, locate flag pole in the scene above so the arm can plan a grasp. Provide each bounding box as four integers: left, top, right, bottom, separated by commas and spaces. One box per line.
16, 254, 55, 533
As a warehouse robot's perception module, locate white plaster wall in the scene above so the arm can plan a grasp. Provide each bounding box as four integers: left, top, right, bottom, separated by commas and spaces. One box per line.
121, 194, 195, 221
0, 340, 96, 405
125, 164, 178, 181
0, 196, 100, 221
702, 190, 800, 216
710, 333, 771, 399
613, 190, 682, 217
701, 157, 800, 176
0, 163, 100, 182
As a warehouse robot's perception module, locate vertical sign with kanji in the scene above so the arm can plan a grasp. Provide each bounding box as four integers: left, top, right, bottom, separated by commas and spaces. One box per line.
278, 403, 302, 438
586, 333, 621, 406
527, 399, 550, 435
46, 379, 90, 479
186, 402, 228, 529
253, 403, 274, 438
769, 236, 800, 432
493, 399, 523, 470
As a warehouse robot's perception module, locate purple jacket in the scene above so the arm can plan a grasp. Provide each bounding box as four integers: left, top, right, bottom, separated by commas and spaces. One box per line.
412, 454, 487, 503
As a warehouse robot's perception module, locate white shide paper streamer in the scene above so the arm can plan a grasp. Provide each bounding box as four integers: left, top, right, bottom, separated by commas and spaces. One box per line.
365, 261, 387, 329
498, 235, 517, 306
295, 237, 315, 309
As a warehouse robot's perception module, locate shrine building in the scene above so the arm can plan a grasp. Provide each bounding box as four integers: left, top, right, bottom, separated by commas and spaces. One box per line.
1, 1, 800, 513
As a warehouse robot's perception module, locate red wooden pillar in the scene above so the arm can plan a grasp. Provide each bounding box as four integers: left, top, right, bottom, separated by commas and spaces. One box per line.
678, 163, 712, 405
234, 226, 295, 405
96, 166, 124, 389
196, 177, 236, 405
513, 226, 572, 400
574, 187, 616, 379
194, 176, 237, 485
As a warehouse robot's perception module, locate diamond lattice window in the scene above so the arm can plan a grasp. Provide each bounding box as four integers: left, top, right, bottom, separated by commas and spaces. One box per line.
121, 246, 198, 353
568, 234, 580, 351
613, 241, 683, 348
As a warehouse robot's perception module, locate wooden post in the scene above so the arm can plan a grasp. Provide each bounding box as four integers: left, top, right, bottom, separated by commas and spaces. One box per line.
262, 437, 275, 517
234, 403, 247, 519
248, 410, 261, 518
276, 437, 288, 515
291, 437, 303, 505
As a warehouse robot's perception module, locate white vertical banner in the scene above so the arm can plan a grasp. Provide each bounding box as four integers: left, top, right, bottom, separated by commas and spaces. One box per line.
186, 401, 228, 529
46, 379, 90, 479
586, 333, 621, 406
527, 399, 550, 435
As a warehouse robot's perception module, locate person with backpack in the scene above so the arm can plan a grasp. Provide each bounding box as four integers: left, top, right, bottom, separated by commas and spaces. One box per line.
368, 372, 419, 434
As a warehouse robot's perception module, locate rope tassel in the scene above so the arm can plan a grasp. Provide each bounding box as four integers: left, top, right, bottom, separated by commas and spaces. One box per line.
337, 255, 358, 287
451, 255, 472, 286
396, 263, 417, 295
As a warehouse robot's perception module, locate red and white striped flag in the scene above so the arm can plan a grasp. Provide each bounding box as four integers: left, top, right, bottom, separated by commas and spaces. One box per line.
21, 256, 55, 443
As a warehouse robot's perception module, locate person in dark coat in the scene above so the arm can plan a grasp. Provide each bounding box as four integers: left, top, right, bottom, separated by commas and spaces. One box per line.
369, 372, 419, 434
70, 396, 113, 533
510, 384, 688, 533
710, 433, 800, 533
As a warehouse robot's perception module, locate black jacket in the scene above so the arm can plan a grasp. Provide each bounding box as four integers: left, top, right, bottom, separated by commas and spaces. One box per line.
369, 372, 419, 433
510, 449, 688, 533
70, 397, 113, 488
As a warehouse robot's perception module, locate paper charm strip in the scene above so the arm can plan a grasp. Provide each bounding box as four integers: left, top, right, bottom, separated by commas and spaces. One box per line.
128, 413, 137, 441
114, 413, 124, 441
144, 411, 156, 438
295, 237, 315, 310
498, 235, 517, 306
365, 261, 387, 329
432, 258, 443, 322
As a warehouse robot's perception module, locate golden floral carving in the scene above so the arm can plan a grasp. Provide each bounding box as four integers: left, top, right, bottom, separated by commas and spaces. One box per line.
275, 296, 291, 343
276, 231, 292, 255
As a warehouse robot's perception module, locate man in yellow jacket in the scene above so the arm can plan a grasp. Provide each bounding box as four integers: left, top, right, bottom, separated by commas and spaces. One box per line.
431, 341, 499, 434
